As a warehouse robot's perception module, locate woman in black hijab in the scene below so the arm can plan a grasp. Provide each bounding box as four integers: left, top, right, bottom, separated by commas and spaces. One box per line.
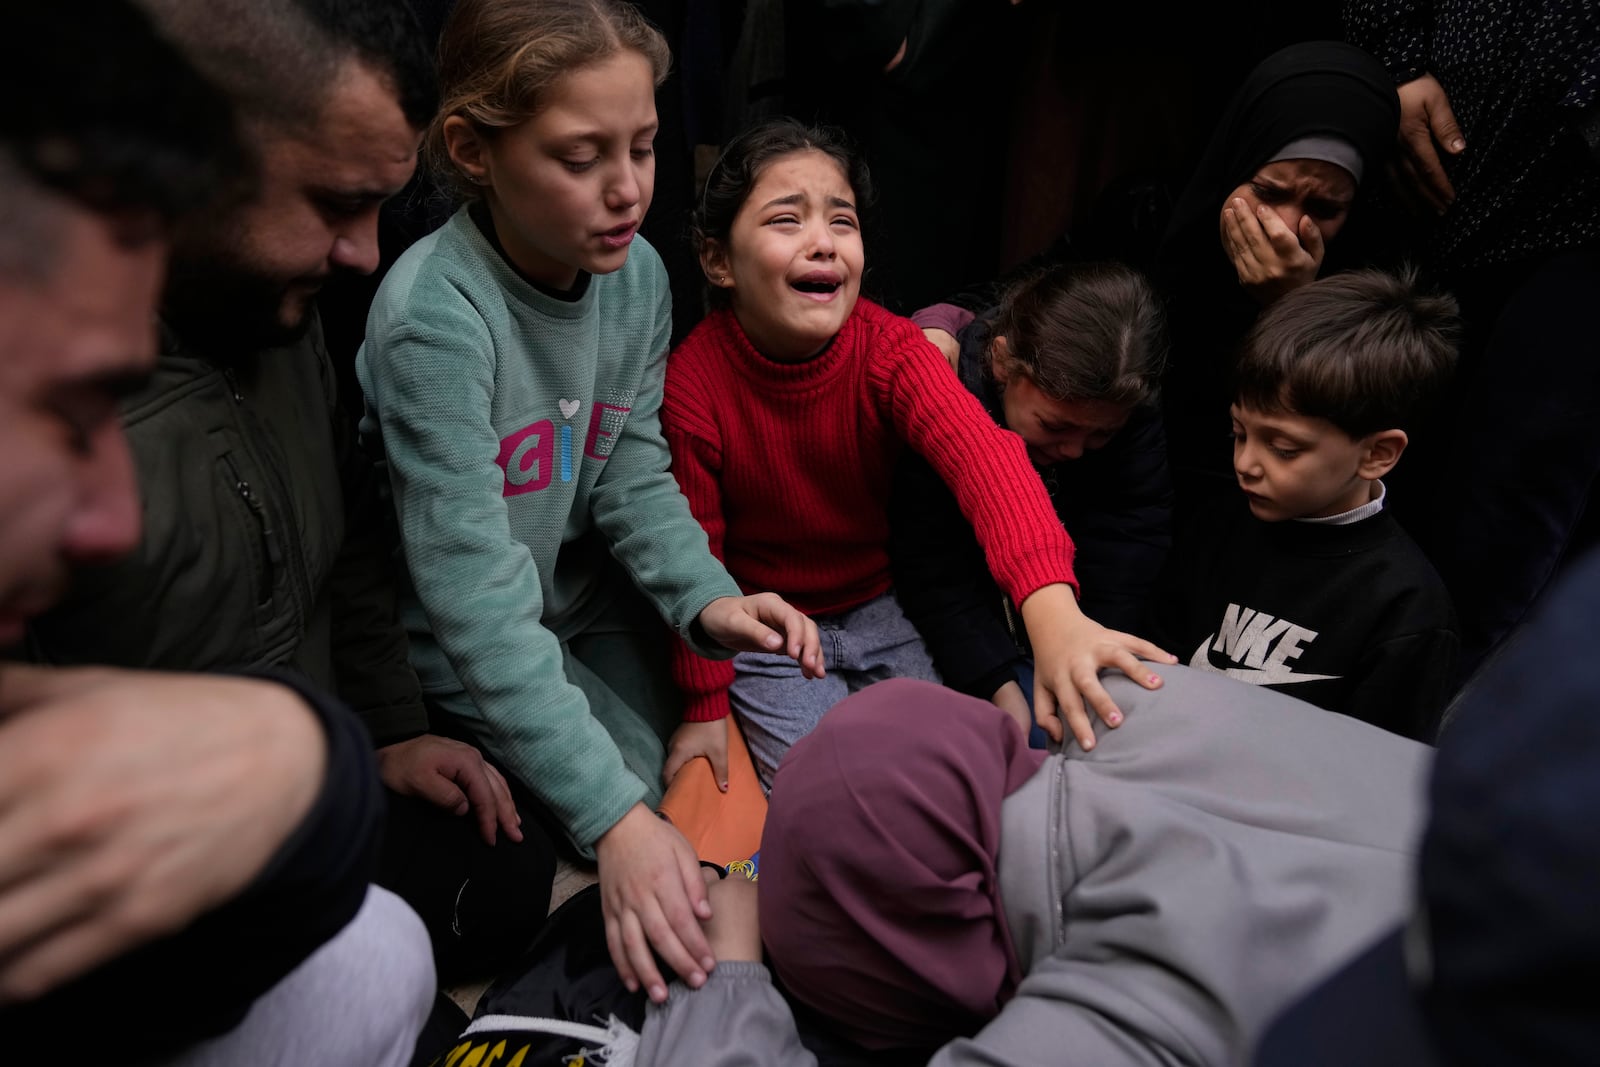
1156, 42, 1399, 494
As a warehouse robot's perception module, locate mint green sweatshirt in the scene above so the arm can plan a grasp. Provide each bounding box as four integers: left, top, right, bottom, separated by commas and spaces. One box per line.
356, 208, 739, 847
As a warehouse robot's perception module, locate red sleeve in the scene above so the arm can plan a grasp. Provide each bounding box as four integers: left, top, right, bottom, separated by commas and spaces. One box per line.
871, 312, 1078, 603
662, 354, 736, 723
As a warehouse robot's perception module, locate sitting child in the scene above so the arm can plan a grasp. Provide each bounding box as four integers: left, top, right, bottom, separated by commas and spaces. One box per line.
1149, 268, 1460, 739
663, 119, 1173, 787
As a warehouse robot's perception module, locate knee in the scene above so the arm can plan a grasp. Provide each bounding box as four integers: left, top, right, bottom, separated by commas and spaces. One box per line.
315, 886, 436, 1064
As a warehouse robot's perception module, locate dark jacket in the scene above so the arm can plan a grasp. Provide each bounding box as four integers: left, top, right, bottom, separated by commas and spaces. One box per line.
26, 314, 427, 744
890, 312, 1173, 699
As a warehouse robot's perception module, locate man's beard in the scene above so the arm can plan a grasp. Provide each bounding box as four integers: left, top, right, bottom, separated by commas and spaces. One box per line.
162, 253, 320, 357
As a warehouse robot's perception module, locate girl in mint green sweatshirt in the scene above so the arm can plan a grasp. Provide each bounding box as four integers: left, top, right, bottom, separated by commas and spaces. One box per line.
355, 0, 820, 1008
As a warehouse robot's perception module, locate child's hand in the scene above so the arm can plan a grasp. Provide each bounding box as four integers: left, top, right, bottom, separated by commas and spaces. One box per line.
1221, 196, 1324, 304
595, 803, 714, 1004
698, 594, 825, 679
1019, 583, 1176, 750
664, 718, 730, 791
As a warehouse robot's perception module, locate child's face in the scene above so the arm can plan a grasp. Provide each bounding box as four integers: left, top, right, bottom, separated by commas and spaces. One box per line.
998, 375, 1132, 466
458, 50, 657, 290
1230, 403, 1395, 520
704, 149, 863, 361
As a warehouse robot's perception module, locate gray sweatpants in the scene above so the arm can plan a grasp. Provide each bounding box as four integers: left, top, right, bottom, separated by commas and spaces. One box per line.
167, 886, 435, 1067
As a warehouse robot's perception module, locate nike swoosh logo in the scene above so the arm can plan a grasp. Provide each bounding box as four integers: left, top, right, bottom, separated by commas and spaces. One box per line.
1189, 636, 1340, 686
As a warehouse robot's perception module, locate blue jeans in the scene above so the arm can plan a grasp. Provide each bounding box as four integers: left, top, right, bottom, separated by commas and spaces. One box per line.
732, 591, 940, 787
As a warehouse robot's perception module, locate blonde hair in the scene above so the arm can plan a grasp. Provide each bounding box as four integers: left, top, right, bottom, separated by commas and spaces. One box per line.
427, 0, 671, 200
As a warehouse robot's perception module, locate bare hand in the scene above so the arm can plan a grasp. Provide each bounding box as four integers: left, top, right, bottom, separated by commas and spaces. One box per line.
0, 665, 325, 1002
663, 718, 730, 791
698, 594, 825, 679
699, 868, 761, 963
595, 804, 714, 1003
1221, 197, 1324, 304
1394, 74, 1464, 215
921, 327, 961, 371
376, 734, 522, 847
991, 679, 1033, 737
1018, 584, 1174, 750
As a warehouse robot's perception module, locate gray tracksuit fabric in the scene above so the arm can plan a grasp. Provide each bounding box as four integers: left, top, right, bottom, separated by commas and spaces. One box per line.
637, 665, 1428, 1066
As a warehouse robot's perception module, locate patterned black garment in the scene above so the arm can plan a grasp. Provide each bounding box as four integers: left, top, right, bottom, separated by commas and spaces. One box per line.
1344, 0, 1600, 272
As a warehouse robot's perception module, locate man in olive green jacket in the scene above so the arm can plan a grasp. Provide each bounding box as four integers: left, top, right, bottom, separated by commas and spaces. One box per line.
23, 0, 553, 981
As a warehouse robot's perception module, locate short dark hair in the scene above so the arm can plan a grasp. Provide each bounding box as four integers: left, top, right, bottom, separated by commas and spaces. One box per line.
298, 0, 438, 130
0, 0, 241, 271
139, 0, 436, 134
989, 261, 1167, 408
692, 118, 874, 310
1233, 267, 1460, 437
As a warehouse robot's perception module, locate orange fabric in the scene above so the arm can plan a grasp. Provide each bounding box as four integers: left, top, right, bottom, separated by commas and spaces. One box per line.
657, 716, 767, 865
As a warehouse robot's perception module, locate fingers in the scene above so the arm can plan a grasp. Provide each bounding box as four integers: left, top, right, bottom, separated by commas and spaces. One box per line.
1400, 124, 1454, 211
1222, 201, 1260, 273
709, 741, 730, 793
1252, 203, 1305, 259
482, 764, 523, 844
1110, 633, 1177, 667
1030, 678, 1068, 746
1055, 681, 1098, 751
1299, 214, 1325, 267
1075, 667, 1128, 738
661, 745, 689, 788
448, 759, 504, 845
786, 613, 825, 679
1425, 90, 1466, 157
603, 906, 638, 994
629, 861, 714, 1004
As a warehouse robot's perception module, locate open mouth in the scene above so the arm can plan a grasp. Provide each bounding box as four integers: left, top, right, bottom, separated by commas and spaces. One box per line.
791, 271, 843, 299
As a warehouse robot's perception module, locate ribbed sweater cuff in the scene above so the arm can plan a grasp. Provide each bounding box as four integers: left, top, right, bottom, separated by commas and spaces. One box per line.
682, 691, 733, 723
996, 543, 1078, 605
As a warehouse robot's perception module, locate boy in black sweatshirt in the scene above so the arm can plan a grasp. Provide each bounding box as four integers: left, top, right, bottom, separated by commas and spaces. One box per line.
1150, 268, 1460, 740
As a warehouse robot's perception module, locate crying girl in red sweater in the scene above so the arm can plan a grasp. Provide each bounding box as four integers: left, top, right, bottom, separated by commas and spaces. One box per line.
662, 119, 1174, 788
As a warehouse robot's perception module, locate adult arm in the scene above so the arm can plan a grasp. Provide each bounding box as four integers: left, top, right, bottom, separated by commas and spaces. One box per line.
322, 331, 431, 747
1343, 1, 1464, 212
0, 666, 382, 1054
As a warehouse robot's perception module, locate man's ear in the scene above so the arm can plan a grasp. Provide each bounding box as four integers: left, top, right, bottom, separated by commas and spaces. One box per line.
442, 115, 489, 187
1359, 429, 1408, 479
700, 240, 733, 291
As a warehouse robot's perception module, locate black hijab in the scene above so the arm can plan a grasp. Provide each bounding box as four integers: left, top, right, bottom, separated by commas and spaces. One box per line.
1161, 41, 1399, 274
1156, 41, 1398, 486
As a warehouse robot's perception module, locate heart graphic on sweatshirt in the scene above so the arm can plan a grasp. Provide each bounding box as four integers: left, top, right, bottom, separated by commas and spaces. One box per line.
559, 399, 581, 419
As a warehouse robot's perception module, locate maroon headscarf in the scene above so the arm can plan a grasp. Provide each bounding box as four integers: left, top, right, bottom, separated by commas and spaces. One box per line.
758, 678, 1047, 1050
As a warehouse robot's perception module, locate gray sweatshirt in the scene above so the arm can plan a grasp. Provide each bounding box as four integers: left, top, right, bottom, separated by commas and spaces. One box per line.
637, 664, 1428, 1066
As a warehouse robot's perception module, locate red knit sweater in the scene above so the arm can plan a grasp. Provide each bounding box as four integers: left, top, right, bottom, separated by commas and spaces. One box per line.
663, 299, 1077, 721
